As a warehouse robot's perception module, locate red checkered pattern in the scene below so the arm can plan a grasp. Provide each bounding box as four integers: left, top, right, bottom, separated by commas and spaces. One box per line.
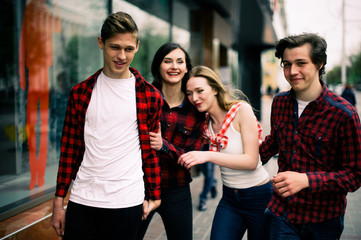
55, 67, 163, 200
203, 102, 263, 152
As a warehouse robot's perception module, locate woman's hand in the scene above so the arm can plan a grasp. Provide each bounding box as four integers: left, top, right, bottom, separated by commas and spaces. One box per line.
178, 151, 209, 169
149, 123, 163, 151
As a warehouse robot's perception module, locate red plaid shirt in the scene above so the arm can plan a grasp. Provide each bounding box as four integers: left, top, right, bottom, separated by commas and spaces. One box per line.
158, 97, 205, 188
260, 82, 361, 223
55, 68, 163, 200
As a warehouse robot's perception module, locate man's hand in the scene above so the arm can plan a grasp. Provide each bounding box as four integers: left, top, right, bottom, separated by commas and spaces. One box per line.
149, 123, 163, 151
51, 196, 66, 237
142, 199, 161, 220
271, 171, 309, 198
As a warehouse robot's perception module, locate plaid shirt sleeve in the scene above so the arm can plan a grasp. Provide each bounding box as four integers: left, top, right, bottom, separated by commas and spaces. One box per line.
259, 97, 282, 163
55, 84, 87, 197
55, 70, 98, 198
161, 100, 205, 163
133, 68, 162, 200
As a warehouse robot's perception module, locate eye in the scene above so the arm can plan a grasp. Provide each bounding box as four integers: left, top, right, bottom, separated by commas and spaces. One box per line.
197, 89, 204, 93
111, 46, 120, 50
125, 47, 134, 52
297, 62, 306, 67
282, 62, 291, 68
186, 92, 192, 96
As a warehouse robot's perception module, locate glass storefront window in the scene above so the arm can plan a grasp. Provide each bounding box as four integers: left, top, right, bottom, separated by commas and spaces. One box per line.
0, 0, 192, 222
0, 0, 107, 221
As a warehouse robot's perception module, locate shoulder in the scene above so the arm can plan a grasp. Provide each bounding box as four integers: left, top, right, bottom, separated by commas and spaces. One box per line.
324, 90, 356, 118
70, 69, 101, 96
234, 101, 256, 125
131, 67, 163, 100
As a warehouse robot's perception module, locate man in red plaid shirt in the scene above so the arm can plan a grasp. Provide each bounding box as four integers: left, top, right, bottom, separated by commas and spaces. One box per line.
51, 12, 162, 239
260, 33, 361, 239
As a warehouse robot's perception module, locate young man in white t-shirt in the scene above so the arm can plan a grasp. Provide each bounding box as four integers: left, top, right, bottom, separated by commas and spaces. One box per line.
51, 11, 163, 240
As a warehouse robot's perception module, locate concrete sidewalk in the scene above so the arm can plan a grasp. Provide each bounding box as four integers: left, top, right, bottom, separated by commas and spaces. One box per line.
143, 95, 361, 240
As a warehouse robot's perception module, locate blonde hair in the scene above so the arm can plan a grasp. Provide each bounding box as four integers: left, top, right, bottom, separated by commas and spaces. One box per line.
189, 66, 249, 111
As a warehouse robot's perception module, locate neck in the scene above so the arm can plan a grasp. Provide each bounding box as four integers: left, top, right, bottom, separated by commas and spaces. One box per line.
208, 105, 227, 128
162, 83, 184, 108
296, 80, 323, 101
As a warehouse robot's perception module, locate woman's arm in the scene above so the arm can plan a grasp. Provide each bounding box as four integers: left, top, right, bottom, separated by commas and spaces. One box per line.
178, 103, 260, 170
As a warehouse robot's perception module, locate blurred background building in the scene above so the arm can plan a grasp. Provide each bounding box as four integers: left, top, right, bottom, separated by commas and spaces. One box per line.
0, 0, 287, 238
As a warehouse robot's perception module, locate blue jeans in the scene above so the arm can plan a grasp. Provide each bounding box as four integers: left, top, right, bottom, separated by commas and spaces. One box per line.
265, 208, 344, 240
210, 182, 273, 240
199, 162, 216, 201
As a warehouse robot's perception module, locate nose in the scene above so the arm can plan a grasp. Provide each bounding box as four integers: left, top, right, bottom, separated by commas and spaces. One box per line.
191, 93, 198, 103
290, 64, 298, 75
171, 61, 178, 69
117, 50, 126, 60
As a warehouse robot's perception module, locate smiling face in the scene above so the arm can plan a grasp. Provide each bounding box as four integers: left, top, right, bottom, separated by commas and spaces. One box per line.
97, 32, 139, 79
186, 76, 218, 112
282, 43, 323, 100
159, 48, 188, 86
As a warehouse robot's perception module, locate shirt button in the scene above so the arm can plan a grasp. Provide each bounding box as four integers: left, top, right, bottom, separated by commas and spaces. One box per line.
292, 150, 296, 154
167, 124, 170, 128
169, 111, 172, 114
165, 137, 168, 140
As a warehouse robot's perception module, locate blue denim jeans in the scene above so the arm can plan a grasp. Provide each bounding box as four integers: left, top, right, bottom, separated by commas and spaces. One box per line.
265, 208, 344, 240
210, 182, 273, 240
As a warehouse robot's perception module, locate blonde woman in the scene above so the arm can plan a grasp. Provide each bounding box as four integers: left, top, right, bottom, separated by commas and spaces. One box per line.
179, 66, 272, 240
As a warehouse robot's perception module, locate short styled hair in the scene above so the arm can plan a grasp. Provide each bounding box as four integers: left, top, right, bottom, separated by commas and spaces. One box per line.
275, 33, 327, 79
100, 11, 139, 44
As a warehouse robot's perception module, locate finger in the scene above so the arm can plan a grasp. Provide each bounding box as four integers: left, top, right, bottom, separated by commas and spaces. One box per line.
142, 201, 149, 220
158, 122, 161, 133
60, 223, 65, 236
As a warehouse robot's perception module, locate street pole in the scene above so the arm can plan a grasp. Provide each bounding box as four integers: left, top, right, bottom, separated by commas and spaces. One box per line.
341, 0, 346, 85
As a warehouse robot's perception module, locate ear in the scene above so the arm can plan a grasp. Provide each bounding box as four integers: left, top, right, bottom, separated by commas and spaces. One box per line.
135, 40, 140, 53
97, 36, 104, 50
213, 88, 218, 96
318, 63, 324, 70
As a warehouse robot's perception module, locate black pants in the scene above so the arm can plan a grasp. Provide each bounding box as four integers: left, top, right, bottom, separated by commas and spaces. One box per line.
63, 201, 143, 240
137, 185, 193, 240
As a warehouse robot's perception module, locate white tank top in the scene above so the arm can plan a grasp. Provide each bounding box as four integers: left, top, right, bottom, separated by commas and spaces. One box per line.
70, 71, 144, 208
209, 121, 269, 189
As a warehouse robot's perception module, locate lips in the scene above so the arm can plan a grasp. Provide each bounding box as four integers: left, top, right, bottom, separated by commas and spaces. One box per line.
167, 72, 180, 76
195, 102, 202, 108
114, 61, 126, 68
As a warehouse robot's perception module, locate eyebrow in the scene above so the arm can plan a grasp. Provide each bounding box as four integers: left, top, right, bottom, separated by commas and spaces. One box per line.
164, 57, 184, 60
282, 58, 308, 63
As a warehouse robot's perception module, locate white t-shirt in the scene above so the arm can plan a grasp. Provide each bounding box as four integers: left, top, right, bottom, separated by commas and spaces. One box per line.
296, 98, 310, 118
70, 71, 144, 208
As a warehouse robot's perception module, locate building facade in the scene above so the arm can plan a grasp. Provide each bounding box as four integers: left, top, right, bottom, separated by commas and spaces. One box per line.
0, 0, 277, 238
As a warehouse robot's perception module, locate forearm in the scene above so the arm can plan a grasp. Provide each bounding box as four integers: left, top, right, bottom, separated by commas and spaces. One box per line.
207, 152, 259, 170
